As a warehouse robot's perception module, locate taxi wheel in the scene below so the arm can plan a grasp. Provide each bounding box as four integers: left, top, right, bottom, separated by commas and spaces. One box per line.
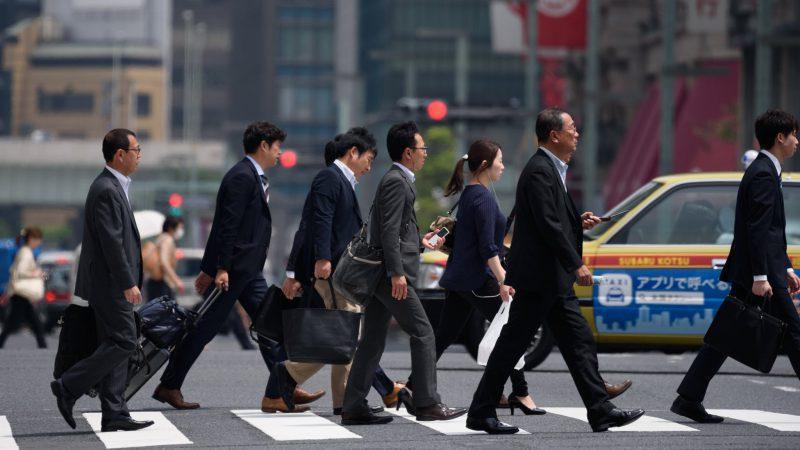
522, 324, 555, 371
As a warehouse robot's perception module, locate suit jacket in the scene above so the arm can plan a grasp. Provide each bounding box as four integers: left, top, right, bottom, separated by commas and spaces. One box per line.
286, 164, 363, 285
74, 168, 142, 301
370, 165, 422, 283
720, 152, 793, 289
200, 158, 272, 282
505, 149, 583, 295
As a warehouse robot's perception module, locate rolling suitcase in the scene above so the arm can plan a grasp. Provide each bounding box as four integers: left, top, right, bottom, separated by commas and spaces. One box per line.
124, 287, 222, 400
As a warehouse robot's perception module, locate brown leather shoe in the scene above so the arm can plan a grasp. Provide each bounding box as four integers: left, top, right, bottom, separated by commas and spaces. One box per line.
293, 387, 325, 405
605, 380, 633, 400
415, 403, 467, 421
152, 384, 200, 410
382, 383, 404, 408
261, 397, 311, 413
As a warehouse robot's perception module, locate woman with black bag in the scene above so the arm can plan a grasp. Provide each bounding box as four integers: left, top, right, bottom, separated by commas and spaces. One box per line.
405, 140, 543, 415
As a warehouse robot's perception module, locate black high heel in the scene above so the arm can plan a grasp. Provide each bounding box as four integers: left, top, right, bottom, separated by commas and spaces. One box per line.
396, 388, 416, 415
508, 396, 546, 415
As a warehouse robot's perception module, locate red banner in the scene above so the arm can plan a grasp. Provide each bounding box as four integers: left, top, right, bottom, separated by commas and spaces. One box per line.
507, 0, 587, 50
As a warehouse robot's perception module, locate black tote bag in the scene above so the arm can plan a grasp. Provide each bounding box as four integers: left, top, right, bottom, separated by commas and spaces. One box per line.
703, 294, 787, 373
282, 279, 362, 364
250, 285, 290, 343
333, 221, 384, 307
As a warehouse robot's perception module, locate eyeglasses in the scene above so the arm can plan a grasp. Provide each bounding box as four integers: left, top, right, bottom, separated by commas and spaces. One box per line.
124, 146, 142, 154
409, 146, 429, 153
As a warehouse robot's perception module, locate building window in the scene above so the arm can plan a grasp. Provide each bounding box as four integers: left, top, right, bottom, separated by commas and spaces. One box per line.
136, 93, 151, 117
278, 85, 334, 121
137, 130, 151, 141
37, 88, 94, 113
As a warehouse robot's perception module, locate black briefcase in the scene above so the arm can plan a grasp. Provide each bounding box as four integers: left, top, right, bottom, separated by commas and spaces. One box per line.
53, 304, 98, 380
250, 285, 289, 343
282, 282, 362, 364
704, 294, 787, 373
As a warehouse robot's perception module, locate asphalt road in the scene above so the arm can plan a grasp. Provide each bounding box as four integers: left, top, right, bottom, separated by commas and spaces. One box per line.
1, 330, 799, 449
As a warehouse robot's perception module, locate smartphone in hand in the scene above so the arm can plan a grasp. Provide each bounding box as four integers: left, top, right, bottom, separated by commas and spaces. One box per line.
428, 227, 450, 246
599, 210, 630, 222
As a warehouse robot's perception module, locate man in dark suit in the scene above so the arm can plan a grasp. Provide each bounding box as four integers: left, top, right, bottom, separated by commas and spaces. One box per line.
466, 109, 645, 434
152, 122, 322, 413
340, 121, 465, 425
672, 109, 800, 423
51, 129, 153, 432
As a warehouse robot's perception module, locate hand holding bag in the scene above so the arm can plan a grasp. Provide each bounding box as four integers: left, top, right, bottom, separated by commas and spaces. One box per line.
477, 296, 525, 370
283, 279, 362, 364
703, 293, 787, 373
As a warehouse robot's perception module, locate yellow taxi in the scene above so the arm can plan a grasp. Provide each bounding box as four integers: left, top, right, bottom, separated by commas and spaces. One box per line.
417, 172, 800, 369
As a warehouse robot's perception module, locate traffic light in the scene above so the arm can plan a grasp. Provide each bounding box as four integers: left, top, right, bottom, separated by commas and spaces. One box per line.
168, 192, 184, 217
280, 150, 298, 169
396, 97, 449, 122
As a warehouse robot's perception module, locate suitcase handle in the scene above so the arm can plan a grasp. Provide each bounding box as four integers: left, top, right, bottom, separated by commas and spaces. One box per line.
195, 287, 223, 320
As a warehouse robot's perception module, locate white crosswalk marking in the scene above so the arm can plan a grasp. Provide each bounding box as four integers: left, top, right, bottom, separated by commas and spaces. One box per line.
0, 416, 19, 450
231, 410, 361, 441
83, 411, 192, 449
707, 409, 800, 432
774, 386, 799, 393
546, 407, 698, 432
386, 407, 530, 435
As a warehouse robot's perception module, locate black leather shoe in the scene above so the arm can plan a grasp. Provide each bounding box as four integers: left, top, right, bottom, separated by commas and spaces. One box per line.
588, 407, 645, 432
334, 405, 383, 416
670, 396, 724, 423
275, 362, 298, 411
465, 416, 519, 434
340, 411, 394, 425
101, 417, 155, 432
50, 380, 76, 429
415, 403, 467, 421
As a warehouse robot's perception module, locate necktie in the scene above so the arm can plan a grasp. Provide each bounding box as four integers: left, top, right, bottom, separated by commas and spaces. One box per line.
260, 174, 270, 202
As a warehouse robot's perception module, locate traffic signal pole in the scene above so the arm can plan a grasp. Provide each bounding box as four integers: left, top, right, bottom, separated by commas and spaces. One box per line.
582, 0, 600, 212
524, 0, 538, 156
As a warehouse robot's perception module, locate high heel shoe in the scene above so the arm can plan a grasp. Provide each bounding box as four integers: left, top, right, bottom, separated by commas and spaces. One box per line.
396, 388, 416, 415
508, 396, 546, 415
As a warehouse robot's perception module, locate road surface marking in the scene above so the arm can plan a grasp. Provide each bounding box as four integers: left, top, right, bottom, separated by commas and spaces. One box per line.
707, 409, 800, 432
0, 416, 18, 450
83, 411, 192, 449
386, 407, 530, 435
546, 407, 698, 432
774, 386, 799, 393
749, 379, 766, 385
231, 410, 360, 441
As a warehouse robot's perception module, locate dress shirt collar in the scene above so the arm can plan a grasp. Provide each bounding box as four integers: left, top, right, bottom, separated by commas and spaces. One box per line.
760, 149, 782, 176
245, 155, 265, 177
105, 165, 132, 201
392, 162, 416, 183
540, 147, 569, 191
333, 159, 357, 190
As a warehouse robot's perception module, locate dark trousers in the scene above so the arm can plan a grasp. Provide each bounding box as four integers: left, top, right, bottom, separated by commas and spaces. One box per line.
60, 294, 138, 421
343, 277, 441, 414
145, 279, 173, 301
408, 277, 529, 397
469, 287, 611, 419
678, 284, 800, 402
0, 295, 47, 348
160, 275, 283, 397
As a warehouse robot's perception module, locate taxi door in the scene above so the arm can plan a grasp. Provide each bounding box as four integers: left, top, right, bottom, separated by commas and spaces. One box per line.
590, 182, 739, 347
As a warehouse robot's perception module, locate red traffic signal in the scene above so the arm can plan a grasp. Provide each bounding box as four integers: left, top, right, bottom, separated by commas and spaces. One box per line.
280, 150, 298, 168
427, 99, 448, 121
168, 193, 184, 208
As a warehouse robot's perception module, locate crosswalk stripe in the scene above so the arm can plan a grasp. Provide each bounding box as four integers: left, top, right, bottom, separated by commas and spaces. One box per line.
546, 407, 698, 432
707, 409, 800, 432
83, 411, 192, 449
231, 410, 361, 441
386, 407, 530, 435
0, 416, 19, 450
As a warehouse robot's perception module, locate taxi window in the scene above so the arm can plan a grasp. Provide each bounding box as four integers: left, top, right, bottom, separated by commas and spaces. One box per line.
585, 181, 662, 240
608, 184, 738, 245
786, 185, 800, 245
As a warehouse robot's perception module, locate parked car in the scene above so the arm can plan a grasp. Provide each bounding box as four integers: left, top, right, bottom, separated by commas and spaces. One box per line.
417, 172, 800, 370
39, 251, 76, 332
173, 248, 204, 309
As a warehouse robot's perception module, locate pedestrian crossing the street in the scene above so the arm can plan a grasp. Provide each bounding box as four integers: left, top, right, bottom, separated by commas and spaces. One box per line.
4, 407, 800, 448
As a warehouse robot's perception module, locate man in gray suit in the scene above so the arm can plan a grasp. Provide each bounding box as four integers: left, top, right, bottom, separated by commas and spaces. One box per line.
51, 129, 154, 432
340, 122, 466, 425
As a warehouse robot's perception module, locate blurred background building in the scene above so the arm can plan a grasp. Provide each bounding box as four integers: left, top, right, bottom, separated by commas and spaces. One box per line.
0, 0, 799, 281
